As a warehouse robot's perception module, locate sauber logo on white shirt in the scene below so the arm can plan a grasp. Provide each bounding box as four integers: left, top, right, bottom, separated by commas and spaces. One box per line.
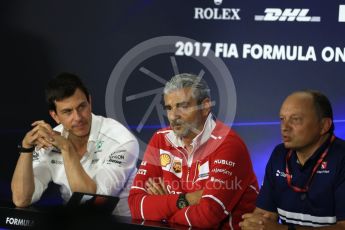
255, 8, 321, 22
214, 159, 236, 167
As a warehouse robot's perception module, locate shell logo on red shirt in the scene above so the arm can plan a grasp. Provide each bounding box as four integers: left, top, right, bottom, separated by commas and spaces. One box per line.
160, 153, 171, 167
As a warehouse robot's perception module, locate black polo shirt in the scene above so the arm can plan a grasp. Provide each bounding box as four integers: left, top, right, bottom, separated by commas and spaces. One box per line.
257, 136, 345, 227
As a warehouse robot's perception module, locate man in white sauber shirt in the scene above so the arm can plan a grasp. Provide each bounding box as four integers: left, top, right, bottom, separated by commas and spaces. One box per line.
11, 72, 138, 216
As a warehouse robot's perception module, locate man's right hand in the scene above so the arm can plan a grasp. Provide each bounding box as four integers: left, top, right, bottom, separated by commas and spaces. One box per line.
22, 120, 55, 150
12, 120, 54, 207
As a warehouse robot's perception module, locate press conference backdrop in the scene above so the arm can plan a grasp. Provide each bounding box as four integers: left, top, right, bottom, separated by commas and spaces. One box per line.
1, 0, 345, 204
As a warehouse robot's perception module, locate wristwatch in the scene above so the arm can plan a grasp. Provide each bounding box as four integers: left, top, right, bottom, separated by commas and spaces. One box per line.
176, 193, 189, 209
288, 224, 296, 230
18, 144, 35, 153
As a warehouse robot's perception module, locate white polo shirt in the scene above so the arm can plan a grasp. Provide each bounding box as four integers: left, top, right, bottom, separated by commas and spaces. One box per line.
31, 113, 139, 216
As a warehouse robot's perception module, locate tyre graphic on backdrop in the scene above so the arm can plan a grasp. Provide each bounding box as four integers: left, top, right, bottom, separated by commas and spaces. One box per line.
105, 36, 236, 159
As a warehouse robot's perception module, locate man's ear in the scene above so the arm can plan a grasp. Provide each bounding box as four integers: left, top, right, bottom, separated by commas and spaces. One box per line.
201, 98, 212, 117
320, 118, 332, 135
49, 110, 60, 124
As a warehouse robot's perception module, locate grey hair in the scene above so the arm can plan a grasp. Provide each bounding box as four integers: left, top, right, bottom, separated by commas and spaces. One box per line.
163, 73, 211, 103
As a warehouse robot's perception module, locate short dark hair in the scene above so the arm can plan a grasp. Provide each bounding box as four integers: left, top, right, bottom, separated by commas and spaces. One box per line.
45, 72, 89, 112
305, 90, 334, 133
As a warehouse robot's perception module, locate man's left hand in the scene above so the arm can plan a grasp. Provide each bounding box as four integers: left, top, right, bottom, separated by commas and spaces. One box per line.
48, 131, 71, 152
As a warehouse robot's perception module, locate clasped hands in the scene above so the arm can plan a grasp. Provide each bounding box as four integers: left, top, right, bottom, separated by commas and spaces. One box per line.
239, 212, 282, 230
22, 120, 68, 151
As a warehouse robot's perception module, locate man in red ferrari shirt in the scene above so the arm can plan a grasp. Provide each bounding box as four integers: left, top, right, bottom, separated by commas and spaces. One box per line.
128, 73, 258, 229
